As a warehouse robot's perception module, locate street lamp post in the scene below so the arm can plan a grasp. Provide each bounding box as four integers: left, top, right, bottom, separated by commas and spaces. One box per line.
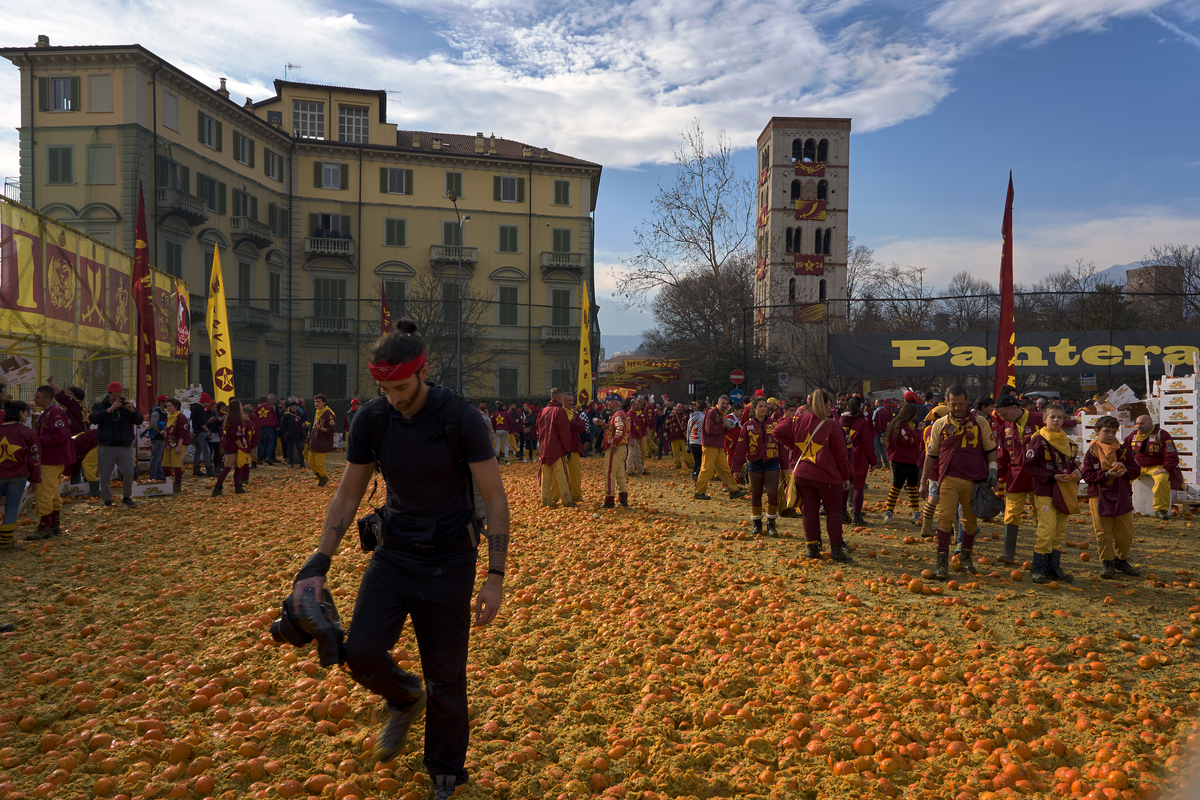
448, 193, 469, 393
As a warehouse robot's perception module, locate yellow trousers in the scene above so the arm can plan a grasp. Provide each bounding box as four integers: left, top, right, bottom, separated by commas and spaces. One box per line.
1004, 491, 1039, 526
642, 435, 652, 461
307, 450, 327, 478
540, 457, 574, 507
565, 452, 583, 504
35, 464, 64, 516
936, 475, 977, 534
236, 450, 251, 469
81, 448, 98, 482
604, 444, 627, 497
670, 439, 693, 469
1149, 470, 1172, 511
695, 446, 738, 495
1034, 500, 1067, 554
162, 445, 185, 469
1089, 500, 1134, 561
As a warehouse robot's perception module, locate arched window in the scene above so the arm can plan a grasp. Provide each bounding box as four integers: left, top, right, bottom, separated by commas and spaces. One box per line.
803, 139, 816, 162
817, 139, 828, 162
761, 146, 769, 171
817, 180, 828, 201
785, 227, 793, 254
791, 138, 802, 162
819, 279, 826, 301
823, 229, 832, 255
790, 179, 801, 202
789, 278, 796, 301
814, 227, 823, 253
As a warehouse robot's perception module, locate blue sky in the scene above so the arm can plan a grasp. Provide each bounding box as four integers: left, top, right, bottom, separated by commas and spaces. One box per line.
2, 1, 1198, 353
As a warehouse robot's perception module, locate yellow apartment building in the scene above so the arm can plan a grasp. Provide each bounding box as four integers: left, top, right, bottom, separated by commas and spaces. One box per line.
1, 36, 603, 400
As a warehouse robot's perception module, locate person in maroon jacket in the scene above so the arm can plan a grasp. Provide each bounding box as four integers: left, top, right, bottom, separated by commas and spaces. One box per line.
161, 398, 192, 493
625, 399, 647, 477
561, 393, 587, 504
255, 396, 280, 465
664, 403, 692, 470
871, 399, 892, 470
1021, 403, 1080, 585
491, 402, 515, 465
732, 397, 781, 537
212, 399, 246, 497
841, 397, 877, 525
1126, 414, 1184, 520
0, 401, 40, 549
32, 384, 76, 539
642, 402, 658, 463
1081, 415, 1141, 579
46, 376, 86, 435
693, 395, 744, 501
775, 389, 852, 561
882, 402, 923, 525
994, 395, 1046, 564
536, 388, 576, 508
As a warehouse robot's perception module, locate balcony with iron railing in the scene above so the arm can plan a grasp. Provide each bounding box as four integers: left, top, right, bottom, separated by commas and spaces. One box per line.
156, 187, 208, 223
231, 216, 274, 247
430, 245, 478, 267
304, 237, 354, 259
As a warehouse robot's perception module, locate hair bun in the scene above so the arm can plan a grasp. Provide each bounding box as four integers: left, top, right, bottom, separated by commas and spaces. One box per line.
396, 319, 420, 335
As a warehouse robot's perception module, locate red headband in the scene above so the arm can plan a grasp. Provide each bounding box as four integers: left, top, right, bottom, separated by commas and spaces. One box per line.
369, 352, 426, 382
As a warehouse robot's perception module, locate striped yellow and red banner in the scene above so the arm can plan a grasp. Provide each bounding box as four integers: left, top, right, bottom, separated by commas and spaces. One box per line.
793, 303, 825, 323
795, 199, 826, 220
757, 203, 770, 228
794, 254, 825, 275
756, 258, 767, 281
758, 166, 769, 186
795, 162, 826, 177
755, 307, 766, 325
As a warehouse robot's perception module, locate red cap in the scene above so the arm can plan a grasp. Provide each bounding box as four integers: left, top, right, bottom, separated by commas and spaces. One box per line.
199, 392, 212, 404
754, 389, 766, 398
156, 395, 168, 403
107, 381, 122, 393
903, 391, 920, 403
350, 399, 361, 409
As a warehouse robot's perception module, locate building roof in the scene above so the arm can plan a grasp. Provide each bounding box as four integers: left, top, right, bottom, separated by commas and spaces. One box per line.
253, 79, 388, 123
395, 130, 601, 169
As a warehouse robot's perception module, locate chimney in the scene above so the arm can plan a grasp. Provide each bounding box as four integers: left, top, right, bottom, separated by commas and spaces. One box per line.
217, 78, 230, 98
522, 145, 532, 158
431, 137, 441, 150
541, 147, 550, 159
244, 96, 254, 109
475, 132, 485, 154
411, 132, 420, 148
487, 133, 497, 155
36, 35, 50, 48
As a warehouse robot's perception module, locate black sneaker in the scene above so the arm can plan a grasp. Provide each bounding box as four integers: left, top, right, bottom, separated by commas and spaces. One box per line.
103, 500, 113, 507
121, 497, 137, 508
431, 774, 459, 800
373, 693, 427, 764
693, 493, 711, 500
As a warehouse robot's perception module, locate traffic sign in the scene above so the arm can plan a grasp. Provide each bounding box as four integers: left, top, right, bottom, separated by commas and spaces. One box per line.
778, 372, 788, 387
1081, 373, 1097, 390
730, 369, 745, 385
729, 388, 745, 403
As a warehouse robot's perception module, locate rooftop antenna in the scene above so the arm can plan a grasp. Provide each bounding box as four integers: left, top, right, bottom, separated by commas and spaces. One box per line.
285, 63, 301, 81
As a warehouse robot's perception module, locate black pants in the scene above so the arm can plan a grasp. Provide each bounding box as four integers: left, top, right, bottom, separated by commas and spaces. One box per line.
891, 461, 920, 489
343, 551, 475, 782
689, 444, 703, 480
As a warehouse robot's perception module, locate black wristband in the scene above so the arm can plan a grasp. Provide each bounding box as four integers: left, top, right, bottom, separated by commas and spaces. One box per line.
294, 553, 331, 584
487, 568, 505, 578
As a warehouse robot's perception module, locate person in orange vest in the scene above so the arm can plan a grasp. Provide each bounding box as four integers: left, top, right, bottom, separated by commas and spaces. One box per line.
595, 395, 629, 508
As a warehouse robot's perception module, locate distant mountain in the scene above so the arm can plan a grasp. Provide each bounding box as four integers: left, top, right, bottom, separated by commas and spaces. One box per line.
600, 334, 645, 354
1094, 261, 1141, 286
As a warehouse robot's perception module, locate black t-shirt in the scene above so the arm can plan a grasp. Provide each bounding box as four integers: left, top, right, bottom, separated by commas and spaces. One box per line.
347, 386, 494, 549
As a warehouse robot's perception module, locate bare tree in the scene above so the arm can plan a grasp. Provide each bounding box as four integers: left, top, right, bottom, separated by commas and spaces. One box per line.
938, 271, 994, 332
618, 120, 754, 351
1137, 243, 1200, 326
856, 263, 937, 333
845, 236, 876, 328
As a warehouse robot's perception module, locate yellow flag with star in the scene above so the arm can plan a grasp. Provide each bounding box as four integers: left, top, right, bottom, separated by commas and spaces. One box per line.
576, 281, 593, 407
205, 248, 235, 403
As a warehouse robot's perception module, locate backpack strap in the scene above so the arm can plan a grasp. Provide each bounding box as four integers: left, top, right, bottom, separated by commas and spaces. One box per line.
427, 387, 476, 518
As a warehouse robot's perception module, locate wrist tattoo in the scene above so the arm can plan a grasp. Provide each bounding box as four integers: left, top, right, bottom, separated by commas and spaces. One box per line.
487, 532, 509, 572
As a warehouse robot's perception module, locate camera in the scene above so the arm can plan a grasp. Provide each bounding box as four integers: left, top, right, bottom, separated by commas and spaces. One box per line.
269, 586, 345, 666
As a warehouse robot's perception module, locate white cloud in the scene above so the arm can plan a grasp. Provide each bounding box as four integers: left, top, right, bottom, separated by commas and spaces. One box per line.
872, 206, 1200, 290
927, 0, 1171, 43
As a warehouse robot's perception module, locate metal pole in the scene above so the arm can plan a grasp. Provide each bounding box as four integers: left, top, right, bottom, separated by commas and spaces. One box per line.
448, 193, 467, 393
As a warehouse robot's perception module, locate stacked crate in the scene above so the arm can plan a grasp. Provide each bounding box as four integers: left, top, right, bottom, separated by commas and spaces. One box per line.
1155, 375, 1198, 490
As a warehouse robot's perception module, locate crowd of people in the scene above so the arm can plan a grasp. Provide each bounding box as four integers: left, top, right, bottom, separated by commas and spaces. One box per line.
524, 384, 1185, 585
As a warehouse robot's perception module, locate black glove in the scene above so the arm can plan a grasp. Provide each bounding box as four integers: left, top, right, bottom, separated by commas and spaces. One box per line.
987, 466, 999, 489
293, 552, 331, 585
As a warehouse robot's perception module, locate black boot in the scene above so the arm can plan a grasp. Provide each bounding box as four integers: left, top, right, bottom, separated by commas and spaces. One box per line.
1114, 558, 1140, 576
960, 549, 977, 575
1048, 549, 1074, 583
932, 551, 949, 581
234, 484, 246, 494
1031, 552, 1048, 584
765, 517, 779, 538
831, 543, 854, 563
841, 509, 852, 524
318, 476, 329, 488
853, 512, 866, 525
1101, 560, 1116, 579
211, 484, 223, 497
618, 492, 628, 507
602, 496, 615, 509
752, 519, 764, 537
997, 524, 1019, 564
806, 542, 822, 560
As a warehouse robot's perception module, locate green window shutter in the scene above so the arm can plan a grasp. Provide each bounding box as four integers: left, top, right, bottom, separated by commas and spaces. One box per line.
494, 176, 502, 201
264, 148, 271, 176
155, 155, 167, 187
385, 219, 394, 245
397, 219, 406, 246
38, 77, 49, 111
380, 167, 389, 193
198, 110, 205, 143
248, 140, 255, 168
70, 76, 80, 111
309, 213, 319, 236
250, 195, 258, 221
554, 181, 562, 205
268, 202, 277, 232
180, 165, 190, 194
516, 177, 525, 203
403, 169, 413, 195
340, 216, 350, 237
217, 181, 227, 215
313, 161, 322, 188
47, 149, 59, 184
339, 163, 349, 190
215, 121, 223, 151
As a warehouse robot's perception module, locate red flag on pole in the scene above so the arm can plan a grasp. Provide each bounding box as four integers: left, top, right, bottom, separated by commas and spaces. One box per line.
994, 172, 1015, 396
133, 183, 158, 411
380, 280, 394, 336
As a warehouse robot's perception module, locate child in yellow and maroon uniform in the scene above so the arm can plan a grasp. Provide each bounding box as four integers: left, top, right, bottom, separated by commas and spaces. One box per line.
212, 399, 246, 497
1022, 403, 1080, 584
31, 384, 75, 539
161, 399, 191, 492
919, 385, 999, 580
0, 402, 40, 549
239, 408, 256, 486
883, 402, 923, 525
625, 400, 646, 476
307, 394, 337, 487
664, 403, 692, 470
1081, 415, 1141, 580
732, 397, 781, 537
840, 397, 877, 525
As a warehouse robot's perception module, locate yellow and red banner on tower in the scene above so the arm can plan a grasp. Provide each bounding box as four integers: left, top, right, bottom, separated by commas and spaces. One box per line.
755, 258, 767, 281
794, 199, 826, 220
794, 254, 825, 275
757, 203, 770, 228
794, 162, 826, 177
793, 303, 825, 323
0, 195, 181, 358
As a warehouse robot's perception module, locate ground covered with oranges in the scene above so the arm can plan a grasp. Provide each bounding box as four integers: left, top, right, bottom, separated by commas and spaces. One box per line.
1, 455, 1198, 800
